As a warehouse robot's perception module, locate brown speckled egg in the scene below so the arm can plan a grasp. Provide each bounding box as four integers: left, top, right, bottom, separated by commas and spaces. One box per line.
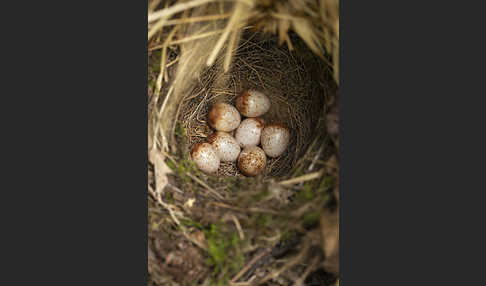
237, 146, 267, 177
235, 117, 265, 148
208, 131, 241, 162
191, 142, 220, 174
208, 102, 241, 132
235, 90, 271, 117
260, 123, 290, 158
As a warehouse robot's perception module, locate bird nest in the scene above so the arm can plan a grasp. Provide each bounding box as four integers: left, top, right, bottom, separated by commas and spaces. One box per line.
148, 1, 339, 285
178, 31, 335, 179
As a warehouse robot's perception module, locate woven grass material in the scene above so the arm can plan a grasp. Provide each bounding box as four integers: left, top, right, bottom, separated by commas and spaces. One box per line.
180, 31, 329, 178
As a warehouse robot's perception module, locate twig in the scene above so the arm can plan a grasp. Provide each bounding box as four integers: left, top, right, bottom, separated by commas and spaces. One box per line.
162, 13, 231, 26
230, 275, 256, 286
186, 172, 225, 200
148, 185, 181, 227
167, 183, 183, 194
293, 255, 320, 286
209, 202, 279, 215
156, 25, 179, 90
231, 247, 272, 283
231, 214, 245, 240
278, 169, 324, 186
308, 145, 324, 171
258, 244, 310, 284
148, 0, 214, 23
166, 57, 179, 68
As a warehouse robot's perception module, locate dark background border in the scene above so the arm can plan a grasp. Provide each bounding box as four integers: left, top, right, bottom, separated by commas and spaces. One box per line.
3, 0, 481, 285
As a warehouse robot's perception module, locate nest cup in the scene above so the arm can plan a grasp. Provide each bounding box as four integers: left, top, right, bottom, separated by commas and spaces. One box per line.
179, 31, 336, 178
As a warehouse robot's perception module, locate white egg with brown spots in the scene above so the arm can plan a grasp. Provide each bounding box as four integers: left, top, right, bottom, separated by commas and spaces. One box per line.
207, 131, 241, 162
235, 117, 265, 148
208, 102, 241, 132
261, 123, 290, 158
191, 142, 220, 174
237, 146, 266, 177
236, 90, 271, 117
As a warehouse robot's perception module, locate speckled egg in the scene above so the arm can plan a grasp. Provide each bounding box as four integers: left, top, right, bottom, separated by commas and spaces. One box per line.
235, 118, 265, 148
208, 102, 241, 132
191, 142, 220, 174
237, 146, 267, 177
260, 123, 290, 158
207, 131, 241, 162
235, 90, 271, 117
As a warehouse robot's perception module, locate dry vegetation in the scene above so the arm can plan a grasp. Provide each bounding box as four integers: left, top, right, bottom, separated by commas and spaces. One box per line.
148, 0, 339, 285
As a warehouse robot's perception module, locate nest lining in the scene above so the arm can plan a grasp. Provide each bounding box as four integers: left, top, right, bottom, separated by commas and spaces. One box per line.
179, 31, 333, 179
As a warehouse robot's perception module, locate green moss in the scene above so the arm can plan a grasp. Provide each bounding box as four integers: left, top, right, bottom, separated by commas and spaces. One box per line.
175, 121, 187, 136
164, 157, 174, 169
150, 221, 161, 231
296, 181, 314, 201
203, 222, 246, 285
180, 218, 204, 229
164, 191, 175, 204
318, 176, 334, 192
301, 211, 320, 228
255, 213, 272, 227
292, 165, 304, 177
149, 50, 162, 74
148, 77, 157, 92
250, 188, 270, 202
222, 177, 238, 191
205, 224, 230, 269
280, 229, 298, 243
165, 156, 203, 192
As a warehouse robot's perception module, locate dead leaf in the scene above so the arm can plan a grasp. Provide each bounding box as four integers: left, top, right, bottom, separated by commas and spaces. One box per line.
149, 150, 173, 193
187, 229, 208, 249
184, 198, 196, 208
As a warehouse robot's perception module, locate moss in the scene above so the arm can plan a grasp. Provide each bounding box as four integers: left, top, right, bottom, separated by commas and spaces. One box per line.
150, 220, 161, 231
250, 188, 270, 202
148, 77, 157, 92
164, 191, 175, 204
301, 211, 321, 228
165, 159, 176, 171
165, 156, 203, 192
224, 177, 238, 192
280, 229, 298, 243
255, 213, 272, 227
175, 121, 187, 139
292, 165, 305, 178
203, 222, 246, 285
318, 176, 334, 192
181, 218, 204, 229
296, 181, 315, 201
174, 121, 190, 157
149, 50, 162, 74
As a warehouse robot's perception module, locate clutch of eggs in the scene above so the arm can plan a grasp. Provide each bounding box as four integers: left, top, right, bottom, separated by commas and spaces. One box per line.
190, 90, 291, 176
